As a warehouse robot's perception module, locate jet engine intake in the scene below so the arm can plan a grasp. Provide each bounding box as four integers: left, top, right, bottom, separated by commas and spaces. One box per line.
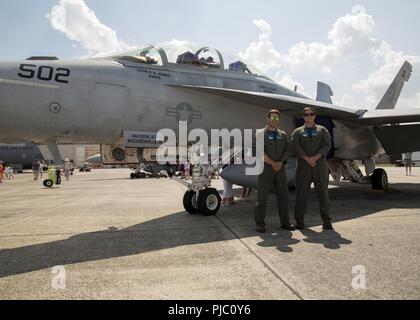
101, 145, 139, 165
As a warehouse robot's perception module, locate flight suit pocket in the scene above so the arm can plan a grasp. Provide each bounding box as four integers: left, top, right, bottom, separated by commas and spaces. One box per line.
311, 135, 323, 149
302, 136, 311, 145
266, 139, 284, 161
264, 139, 277, 154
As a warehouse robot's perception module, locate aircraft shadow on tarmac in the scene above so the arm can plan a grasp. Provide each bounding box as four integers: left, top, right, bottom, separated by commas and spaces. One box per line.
0, 181, 419, 278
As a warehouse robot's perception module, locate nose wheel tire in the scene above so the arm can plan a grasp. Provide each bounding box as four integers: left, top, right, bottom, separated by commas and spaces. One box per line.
197, 188, 221, 216
371, 168, 388, 190
183, 190, 200, 214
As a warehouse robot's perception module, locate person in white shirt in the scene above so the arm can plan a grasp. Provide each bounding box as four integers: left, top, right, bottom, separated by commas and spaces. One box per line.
404, 153, 413, 176
5, 166, 14, 180
63, 159, 72, 181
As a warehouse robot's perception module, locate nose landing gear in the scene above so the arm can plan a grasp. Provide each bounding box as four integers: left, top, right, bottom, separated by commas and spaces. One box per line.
181, 161, 222, 216
180, 145, 242, 216
183, 188, 221, 216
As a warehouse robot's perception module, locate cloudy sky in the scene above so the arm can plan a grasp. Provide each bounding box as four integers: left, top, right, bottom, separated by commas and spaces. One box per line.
0, 0, 419, 110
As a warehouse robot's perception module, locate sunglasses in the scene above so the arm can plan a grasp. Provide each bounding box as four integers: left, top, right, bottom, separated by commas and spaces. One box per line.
270, 115, 280, 120
303, 113, 315, 117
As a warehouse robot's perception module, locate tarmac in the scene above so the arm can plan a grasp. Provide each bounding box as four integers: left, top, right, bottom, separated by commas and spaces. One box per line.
0, 167, 419, 300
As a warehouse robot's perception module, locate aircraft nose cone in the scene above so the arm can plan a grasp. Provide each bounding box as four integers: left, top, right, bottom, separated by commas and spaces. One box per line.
0, 64, 4, 87
0, 61, 23, 142
0, 63, 5, 110
85, 154, 102, 164
0, 61, 15, 95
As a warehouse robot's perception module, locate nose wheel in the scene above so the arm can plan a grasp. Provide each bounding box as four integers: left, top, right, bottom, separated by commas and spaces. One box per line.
183, 190, 200, 214
183, 188, 221, 216
197, 188, 222, 216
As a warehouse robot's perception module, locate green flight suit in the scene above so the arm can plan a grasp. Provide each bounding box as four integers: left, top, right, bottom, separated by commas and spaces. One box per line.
292, 125, 332, 225
255, 127, 290, 227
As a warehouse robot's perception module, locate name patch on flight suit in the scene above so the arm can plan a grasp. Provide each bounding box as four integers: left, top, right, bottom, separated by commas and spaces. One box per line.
267, 130, 282, 140
302, 128, 319, 138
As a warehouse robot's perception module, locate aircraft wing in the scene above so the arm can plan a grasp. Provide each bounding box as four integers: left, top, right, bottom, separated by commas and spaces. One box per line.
170, 84, 363, 120
356, 109, 420, 125
170, 85, 420, 125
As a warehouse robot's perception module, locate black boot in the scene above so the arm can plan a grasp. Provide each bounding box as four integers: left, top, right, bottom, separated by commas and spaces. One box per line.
281, 224, 296, 231
322, 222, 334, 230
294, 222, 305, 230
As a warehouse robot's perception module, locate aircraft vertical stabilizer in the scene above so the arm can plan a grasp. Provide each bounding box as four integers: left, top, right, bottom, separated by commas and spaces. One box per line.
316, 81, 334, 104
376, 61, 412, 110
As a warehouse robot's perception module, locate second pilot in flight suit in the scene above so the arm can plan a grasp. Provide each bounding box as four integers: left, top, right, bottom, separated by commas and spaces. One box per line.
292, 106, 333, 230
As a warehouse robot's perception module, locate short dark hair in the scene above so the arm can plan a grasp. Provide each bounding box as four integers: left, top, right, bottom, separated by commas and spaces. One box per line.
267, 109, 280, 119
303, 106, 317, 115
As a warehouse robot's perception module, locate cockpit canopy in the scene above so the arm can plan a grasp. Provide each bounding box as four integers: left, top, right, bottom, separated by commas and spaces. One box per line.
114, 45, 165, 66
109, 42, 269, 78
176, 48, 222, 69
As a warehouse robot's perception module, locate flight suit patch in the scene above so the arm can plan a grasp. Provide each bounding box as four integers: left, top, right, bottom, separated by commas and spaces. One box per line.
266, 131, 282, 140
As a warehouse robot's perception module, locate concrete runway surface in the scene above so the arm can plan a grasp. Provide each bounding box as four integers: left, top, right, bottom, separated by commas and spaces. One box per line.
0, 167, 419, 299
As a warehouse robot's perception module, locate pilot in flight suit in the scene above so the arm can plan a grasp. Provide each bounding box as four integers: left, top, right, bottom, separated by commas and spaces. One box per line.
292, 106, 333, 230
255, 110, 295, 233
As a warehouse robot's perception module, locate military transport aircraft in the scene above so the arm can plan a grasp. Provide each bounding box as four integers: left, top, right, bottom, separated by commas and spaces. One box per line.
0, 43, 419, 214
0, 143, 44, 169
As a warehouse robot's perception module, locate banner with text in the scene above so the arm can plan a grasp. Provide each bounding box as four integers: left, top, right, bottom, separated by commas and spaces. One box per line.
123, 131, 161, 148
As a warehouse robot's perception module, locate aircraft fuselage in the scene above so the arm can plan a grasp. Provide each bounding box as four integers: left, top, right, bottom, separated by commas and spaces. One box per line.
0, 57, 383, 160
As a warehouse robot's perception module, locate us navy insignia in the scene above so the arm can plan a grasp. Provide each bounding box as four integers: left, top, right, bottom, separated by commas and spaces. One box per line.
166, 102, 202, 123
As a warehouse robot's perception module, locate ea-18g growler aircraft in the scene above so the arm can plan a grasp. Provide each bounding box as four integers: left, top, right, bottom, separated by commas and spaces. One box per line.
0, 43, 419, 214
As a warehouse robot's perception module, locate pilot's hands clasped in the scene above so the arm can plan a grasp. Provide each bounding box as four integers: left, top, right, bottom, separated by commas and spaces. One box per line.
304, 154, 322, 168
272, 162, 284, 172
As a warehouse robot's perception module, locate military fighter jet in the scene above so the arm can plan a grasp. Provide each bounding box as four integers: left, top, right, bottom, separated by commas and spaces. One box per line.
0, 43, 419, 214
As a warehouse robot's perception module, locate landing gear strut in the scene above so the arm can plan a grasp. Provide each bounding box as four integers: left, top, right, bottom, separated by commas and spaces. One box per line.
328, 159, 390, 191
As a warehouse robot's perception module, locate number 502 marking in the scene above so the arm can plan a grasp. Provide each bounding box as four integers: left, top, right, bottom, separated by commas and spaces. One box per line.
18, 64, 71, 84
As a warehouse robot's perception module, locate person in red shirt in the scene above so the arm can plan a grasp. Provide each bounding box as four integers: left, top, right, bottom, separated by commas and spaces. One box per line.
0, 161, 4, 183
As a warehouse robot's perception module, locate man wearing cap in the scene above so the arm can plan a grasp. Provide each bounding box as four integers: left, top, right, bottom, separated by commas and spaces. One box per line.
255, 109, 295, 233
292, 106, 333, 230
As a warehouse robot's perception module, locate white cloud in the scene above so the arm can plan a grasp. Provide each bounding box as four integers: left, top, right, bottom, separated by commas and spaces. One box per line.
273, 73, 311, 97
240, 7, 420, 109
238, 19, 283, 73
240, 12, 381, 75
47, 0, 130, 57
159, 39, 199, 63
327, 11, 380, 57
46, 1, 419, 109
351, 42, 420, 108
357, 64, 420, 109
